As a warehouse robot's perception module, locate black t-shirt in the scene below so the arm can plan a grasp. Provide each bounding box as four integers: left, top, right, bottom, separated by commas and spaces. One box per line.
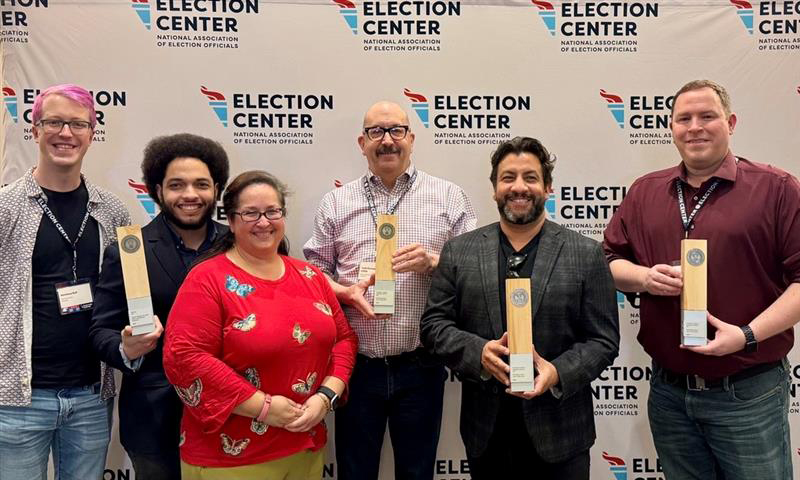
497, 225, 541, 328
31, 182, 101, 388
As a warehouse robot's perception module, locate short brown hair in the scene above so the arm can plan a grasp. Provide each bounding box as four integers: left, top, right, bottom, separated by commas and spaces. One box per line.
671, 80, 732, 118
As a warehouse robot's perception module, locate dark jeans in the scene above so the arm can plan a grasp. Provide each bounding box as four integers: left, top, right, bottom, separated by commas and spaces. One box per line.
648, 360, 792, 480
128, 448, 181, 480
467, 395, 589, 480
335, 350, 446, 480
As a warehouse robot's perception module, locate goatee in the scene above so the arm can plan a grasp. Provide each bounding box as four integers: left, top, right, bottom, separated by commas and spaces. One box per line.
497, 194, 545, 225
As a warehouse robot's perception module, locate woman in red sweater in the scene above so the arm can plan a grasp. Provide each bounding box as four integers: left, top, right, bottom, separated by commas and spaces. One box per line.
164, 170, 357, 479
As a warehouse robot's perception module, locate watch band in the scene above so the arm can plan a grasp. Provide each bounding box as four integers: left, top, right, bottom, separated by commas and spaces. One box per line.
316, 386, 338, 411
740, 325, 757, 353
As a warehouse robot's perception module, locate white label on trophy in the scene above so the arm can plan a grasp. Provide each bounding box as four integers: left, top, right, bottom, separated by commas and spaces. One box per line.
373, 279, 395, 314
681, 309, 707, 346
128, 296, 155, 336
510, 353, 535, 392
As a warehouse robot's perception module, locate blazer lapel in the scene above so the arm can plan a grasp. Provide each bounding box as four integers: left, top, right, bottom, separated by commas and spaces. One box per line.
479, 225, 504, 340
150, 215, 186, 288
530, 221, 564, 318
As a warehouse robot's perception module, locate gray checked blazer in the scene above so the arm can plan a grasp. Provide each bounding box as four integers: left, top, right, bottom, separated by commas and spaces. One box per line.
421, 220, 619, 462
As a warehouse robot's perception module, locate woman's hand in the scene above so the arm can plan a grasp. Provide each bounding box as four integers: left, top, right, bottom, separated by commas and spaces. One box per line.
284, 394, 329, 432
265, 395, 304, 428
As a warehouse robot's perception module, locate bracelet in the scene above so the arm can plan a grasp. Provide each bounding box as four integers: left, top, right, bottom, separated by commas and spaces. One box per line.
316, 392, 332, 412
256, 394, 272, 423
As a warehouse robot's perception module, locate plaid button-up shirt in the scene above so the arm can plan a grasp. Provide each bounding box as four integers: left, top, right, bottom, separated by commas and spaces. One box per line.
304, 165, 476, 358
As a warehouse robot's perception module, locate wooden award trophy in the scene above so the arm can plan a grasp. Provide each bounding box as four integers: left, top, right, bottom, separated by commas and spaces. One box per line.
117, 226, 155, 335
374, 214, 397, 315
507, 278, 534, 392
681, 239, 707, 346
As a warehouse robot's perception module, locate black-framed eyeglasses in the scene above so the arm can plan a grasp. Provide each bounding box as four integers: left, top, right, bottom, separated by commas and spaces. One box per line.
37, 119, 92, 133
506, 253, 528, 278
364, 125, 409, 141
233, 208, 286, 222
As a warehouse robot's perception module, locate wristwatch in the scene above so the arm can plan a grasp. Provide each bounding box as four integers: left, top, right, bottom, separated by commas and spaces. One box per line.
316, 386, 339, 411
740, 325, 758, 353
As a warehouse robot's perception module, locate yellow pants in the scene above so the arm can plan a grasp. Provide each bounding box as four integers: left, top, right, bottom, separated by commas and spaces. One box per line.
181, 449, 324, 480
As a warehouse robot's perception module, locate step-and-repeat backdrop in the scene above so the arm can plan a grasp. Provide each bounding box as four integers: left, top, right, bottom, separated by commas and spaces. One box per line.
2, 0, 799, 478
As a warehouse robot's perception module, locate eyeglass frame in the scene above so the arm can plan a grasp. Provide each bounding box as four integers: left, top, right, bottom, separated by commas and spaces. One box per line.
232, 208, 286, 223
36, 118, 93, 134
363, 125, 410, 141
506, 253, 528, 278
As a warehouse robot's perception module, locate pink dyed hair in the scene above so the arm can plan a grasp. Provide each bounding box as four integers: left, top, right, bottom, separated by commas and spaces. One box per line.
32, 84, 97, 129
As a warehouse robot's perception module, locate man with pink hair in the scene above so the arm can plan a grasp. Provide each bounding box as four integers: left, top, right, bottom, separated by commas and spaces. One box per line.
0, 84, 130, 479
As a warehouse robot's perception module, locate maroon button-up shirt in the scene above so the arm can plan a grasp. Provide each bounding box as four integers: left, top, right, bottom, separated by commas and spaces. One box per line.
604, 153, 800, 378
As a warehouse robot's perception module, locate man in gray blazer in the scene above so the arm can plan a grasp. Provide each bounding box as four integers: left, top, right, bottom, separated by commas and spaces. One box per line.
421, 136, 619, 479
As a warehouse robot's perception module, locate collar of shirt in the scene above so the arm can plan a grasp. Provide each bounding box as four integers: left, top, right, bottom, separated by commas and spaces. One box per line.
162, 215, 219, 255
671, 152, 739, 186
24, 167, 107, 207
366, 163, 417, 192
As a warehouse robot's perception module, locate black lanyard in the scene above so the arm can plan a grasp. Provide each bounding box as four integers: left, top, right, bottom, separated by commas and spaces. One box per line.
362, 170, 417, 226
36, 195, 91, 281
675, 178, 720, 237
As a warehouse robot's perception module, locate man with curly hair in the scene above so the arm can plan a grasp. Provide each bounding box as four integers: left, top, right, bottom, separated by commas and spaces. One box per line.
90, 133, 230, 479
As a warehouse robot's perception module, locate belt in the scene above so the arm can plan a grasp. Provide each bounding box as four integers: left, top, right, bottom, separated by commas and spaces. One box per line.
357, 348, 429, 366
656, 361, 783, 391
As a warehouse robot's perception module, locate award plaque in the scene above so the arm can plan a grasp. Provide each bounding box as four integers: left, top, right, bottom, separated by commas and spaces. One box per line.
117, 226, 155, 335
506, 278, 535, 392
681, 239, 707, 346
374, 214, 397, 314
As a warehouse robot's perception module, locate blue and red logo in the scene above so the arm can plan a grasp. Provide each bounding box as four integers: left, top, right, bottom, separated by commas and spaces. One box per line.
404, 88, 430, 128
603, 452, 627, 480
730, 0, 754, 34
2, 87, 18, 124
201, 86, 228, 127
131, 0, 151, 30
332, 0, 358, 34
600, 89, 625, 128
128, 179, 158, 220
545, 192, 556, 220
532, 1, 556, 36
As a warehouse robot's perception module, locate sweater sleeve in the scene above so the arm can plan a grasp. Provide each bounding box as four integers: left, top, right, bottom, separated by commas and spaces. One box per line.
319, 265, 357, 383
163, 263, 258, 434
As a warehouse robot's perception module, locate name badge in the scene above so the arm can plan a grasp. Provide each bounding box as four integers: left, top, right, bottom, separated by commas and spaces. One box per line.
358, 261, 376, 283
55, 279, 93, 315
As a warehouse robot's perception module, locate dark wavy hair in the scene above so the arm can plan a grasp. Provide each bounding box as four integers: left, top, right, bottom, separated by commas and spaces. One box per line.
197, 171, 291, 264
489, 136, 555, 188
141, 133, 230, 203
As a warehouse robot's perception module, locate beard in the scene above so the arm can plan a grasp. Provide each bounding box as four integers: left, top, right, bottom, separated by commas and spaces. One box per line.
160, 202, 215, 231
496, 193, 545, 225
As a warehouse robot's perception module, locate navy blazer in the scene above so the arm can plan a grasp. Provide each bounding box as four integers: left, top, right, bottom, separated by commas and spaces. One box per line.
421, 220, 620, 462
90, 214, 226, 455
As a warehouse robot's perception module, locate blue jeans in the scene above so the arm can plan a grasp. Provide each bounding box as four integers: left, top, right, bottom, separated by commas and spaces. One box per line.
335, 351, 446, 480
0, 384, 113, 480
648, 360, 791, 480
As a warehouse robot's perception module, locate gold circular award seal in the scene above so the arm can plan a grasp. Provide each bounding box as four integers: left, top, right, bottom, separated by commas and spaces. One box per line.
686, 248, 705, 267
121, 234, 141, 254
379, 223, 395, 240
511, 288, 529, 308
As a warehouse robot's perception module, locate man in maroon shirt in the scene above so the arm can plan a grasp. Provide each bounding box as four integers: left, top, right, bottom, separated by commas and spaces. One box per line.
604, 79, 800, 480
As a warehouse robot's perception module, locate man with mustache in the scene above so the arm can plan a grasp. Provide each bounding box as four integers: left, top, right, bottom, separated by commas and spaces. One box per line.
604, 80, 800, 479
90, 133, 230, 479
0, 84, 131, 480
304, 101, 476, 479
421, 136, 619, 479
